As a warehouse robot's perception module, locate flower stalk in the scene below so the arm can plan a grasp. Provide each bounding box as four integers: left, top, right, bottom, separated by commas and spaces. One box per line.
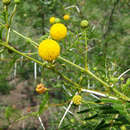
0, 41, 46, 66
58, 56, 130, 101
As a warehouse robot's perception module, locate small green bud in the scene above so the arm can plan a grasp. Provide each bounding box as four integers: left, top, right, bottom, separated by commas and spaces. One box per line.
120, 77, 124, 81
2, 0, 11, 5
126, 78, 130, 85
70, 119, 75, 123
82, 121, 86, 125
93, 67, 97, 71
122, 84, 126, 88
14, 0, 20, 4
80, 20, 88, 28
55, 18, 61, 23
110, 77, 118, 83
120, 125, 126, 130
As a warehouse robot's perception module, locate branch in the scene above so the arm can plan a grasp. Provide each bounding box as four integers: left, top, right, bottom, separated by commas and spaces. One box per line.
103, 0, 120, 57
0, 41, 46, 66
103, 0, 120, 38
118, 68, 130, 80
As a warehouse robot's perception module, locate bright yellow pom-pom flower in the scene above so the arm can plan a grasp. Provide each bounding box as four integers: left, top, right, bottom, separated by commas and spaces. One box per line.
38, 39, 60, 61
63, 14, 70, 20
50, 23, 67, 40
72, 95, 82, 105
49, 17, 55, 24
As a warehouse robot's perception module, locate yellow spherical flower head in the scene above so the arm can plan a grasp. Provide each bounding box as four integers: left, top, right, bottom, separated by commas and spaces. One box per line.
50, 23, 67, 40
49, 17, 55, 24
72, 95, 82, 105
36, 83, 47, 94
63, 14, 70, 20
38, 39, 60, 61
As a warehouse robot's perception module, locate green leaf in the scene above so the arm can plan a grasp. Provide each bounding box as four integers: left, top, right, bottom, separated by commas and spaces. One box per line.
99, 104, 119, 114
38, 93, 48, 115
112, 104, 130, 122
84, 114, 98, 120
115, 115, 130, 124
95, 119, 105, 130
101, 98, 123, 104
0, 27, 4, 40
77, 108, 90, 114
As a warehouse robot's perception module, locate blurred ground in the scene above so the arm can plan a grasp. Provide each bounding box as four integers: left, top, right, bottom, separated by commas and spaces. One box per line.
0, 79, 51, 130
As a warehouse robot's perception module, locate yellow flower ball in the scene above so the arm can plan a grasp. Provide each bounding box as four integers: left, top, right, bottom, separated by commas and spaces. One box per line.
36, 83, 47, 94
63, 14, 70, 20
49, 17, 55, 24
50, 23, 67, 40
38, 39, 60, 61
72, 95, 82, 105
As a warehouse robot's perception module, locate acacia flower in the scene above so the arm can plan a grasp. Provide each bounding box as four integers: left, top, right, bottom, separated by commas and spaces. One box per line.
36, 83, 47, 94
50, 23, 67, 40
49, 17, 55, 24
63, 14, 70, 20
38, 39, 60, 61
72, 95, 82, 105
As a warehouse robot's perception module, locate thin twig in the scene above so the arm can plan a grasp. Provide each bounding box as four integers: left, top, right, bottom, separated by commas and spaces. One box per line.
12, 29, 39, 48
103, 0, 120, 56
6, 27, 10, 43
58, 56, 130, 101
103, 0, 120, 38
63, 107, 74, 115
58, 92, 78, 128
38, 116, 45, 130
9, 4, 17, 25
58, 100, 73, 128
0, 41, 46, 66
34, 62, 37, 80
65, 5, 80, 13
118, 69, 130, 80
81, 89, 117, 100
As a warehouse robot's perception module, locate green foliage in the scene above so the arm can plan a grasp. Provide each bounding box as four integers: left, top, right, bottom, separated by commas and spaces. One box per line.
0, 0, 129, 129
14, 0, 20, 4
0, 79, 12, 94
4, 106, 20, 124
121, 78, 130, 97
38, 92, 48, 115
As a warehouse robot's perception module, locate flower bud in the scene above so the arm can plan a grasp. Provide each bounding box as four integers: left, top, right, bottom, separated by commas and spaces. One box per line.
2, 0, 11, 5
55, 18, 61, 23
80, 20, 88, 28
14, 0, 20, 4
126, 78, 130, 85
72, 95, 82, 105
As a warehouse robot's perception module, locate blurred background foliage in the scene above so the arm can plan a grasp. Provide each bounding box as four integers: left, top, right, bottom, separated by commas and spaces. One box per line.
0, 0, 130, 129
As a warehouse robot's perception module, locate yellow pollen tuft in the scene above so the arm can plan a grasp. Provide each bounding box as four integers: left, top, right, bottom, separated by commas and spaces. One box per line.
72, 95, 82, 105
